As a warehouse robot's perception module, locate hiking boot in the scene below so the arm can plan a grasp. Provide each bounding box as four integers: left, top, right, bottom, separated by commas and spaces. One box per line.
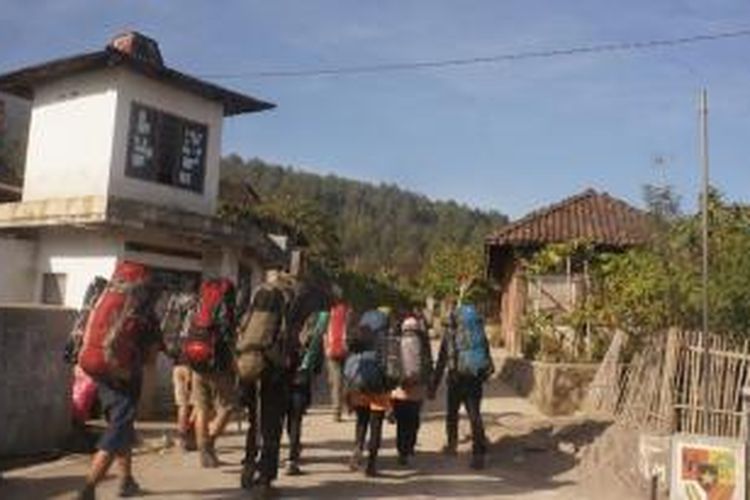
441, 443, 458, 456
469, 454, 485, 470
364, 458, 377, 477
286, 460, 302, 476
348, 448, 363, 471
78, 484, 95, 500
200, 447, 220, 468
178, 431, 197, 452
253, 481, 274, 500
118, 476, 142, 497
240, 463, 256, 490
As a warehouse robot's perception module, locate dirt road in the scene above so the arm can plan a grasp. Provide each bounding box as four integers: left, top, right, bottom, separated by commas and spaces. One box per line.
1, 379, 631, 499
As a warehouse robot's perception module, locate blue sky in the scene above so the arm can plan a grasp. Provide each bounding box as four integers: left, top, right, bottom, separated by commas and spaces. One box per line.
2, 1, 750, 218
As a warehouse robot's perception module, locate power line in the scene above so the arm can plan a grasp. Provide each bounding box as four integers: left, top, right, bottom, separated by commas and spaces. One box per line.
200, 27, 750, 80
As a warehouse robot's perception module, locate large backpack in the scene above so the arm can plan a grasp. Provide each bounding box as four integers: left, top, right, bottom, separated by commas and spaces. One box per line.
400, 317, 427, 384
183, 278, 236, 373
64, 276, 108, 365
343, 310, 390, 393
160, 292, 197, 362
235, 283, 285, 385
454, 304, 492, 379
325, 303, 349, 361
299, 311, 329, 374
78, 261, 152, 381
344, 351, 386, 393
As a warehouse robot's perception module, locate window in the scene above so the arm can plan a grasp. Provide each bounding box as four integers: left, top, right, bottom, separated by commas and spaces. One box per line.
41, 273, 67, 305
125, 102, 208, 193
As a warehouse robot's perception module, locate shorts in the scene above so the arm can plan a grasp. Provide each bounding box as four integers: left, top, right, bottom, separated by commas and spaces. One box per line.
172, 365, 193, 407
97, 379, 140, 453
190, 370, 238, 413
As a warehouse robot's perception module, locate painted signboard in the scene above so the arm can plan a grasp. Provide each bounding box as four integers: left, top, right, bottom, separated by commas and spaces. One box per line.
671, 434, 745, 500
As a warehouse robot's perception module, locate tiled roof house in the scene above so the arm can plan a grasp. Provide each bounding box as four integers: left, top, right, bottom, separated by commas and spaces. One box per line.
485, 189, 651, 355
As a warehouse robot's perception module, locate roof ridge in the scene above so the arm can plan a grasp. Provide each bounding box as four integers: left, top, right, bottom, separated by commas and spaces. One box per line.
488, 188, 601, 239
486, 188, 648, 246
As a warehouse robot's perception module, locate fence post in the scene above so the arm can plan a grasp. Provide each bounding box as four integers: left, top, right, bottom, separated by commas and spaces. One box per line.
742, 386, 750, 499
658, 328, 678, 433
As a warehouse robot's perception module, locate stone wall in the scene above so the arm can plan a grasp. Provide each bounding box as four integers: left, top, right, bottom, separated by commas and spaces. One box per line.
0, 305, 76, 457
500, 356, 599, 415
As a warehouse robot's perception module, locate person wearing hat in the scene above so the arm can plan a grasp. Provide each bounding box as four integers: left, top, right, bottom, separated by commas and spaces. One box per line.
390, 315, 433, 466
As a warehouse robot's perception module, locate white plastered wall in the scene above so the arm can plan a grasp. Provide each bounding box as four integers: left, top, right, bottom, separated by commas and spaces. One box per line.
0, 237, 38, 303
22, 70, 118, 201
35, 229, 121, 308
109, 69, 223, 215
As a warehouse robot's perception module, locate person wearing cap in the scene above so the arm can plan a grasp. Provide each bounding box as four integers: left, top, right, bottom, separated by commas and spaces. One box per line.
390, 315, 433, 466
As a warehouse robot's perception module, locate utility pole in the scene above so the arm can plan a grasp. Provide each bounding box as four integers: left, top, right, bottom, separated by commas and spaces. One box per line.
699, 89, 710, 430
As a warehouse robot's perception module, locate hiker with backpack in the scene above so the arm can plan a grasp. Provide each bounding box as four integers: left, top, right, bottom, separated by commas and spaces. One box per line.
183, 278, 238, 469
160, 285, 198, 452
280, 309, 328, 476
430, 302, 494, 470
235, 270, 290, 494
76, 262, 162, 500
344, 308, 393, 477
325, 285, 351, 422
391, 315, 433, 466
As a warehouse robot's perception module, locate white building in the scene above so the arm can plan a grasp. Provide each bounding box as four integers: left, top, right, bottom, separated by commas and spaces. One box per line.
0, 32, 284, 307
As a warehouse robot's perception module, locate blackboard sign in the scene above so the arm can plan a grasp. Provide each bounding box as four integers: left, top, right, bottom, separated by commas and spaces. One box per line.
125, 102, 208, 193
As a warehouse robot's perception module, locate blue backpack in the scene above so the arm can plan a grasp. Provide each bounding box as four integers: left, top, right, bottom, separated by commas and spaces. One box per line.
454, 304, 492, 379
344, 351, 385, 393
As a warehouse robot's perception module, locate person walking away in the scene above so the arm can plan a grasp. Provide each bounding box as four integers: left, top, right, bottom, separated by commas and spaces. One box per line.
285, 309, 329, 475
325, 285, 350, 422
344, 309, 392, 477
160, 286, 198, 451
235, 270, 289, 495
391, 315, 433, 466
76, 261, 162, 499
182, 278, 237, 468
430, 303, 494, 470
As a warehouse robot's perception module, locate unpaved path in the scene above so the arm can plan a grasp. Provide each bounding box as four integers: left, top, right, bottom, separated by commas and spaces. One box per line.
1, 378, 634, 499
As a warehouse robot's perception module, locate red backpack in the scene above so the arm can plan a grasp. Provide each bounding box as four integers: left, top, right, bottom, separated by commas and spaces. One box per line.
183, 278, 236, 373
78, 261, 152, 381
325, 303, 349, 360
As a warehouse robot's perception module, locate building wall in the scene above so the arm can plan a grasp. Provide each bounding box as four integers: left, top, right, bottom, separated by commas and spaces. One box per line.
0, 305, 76, 456
22, 70, 118, 202
0, 236, 38, 303
35, 229, 121, 308
109, 69, 224, 215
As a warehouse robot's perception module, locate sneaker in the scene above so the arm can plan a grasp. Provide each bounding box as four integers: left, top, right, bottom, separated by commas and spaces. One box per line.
397, 454, 409, 466
441, 444, 458, 456
286, 460, 302, 476
118, 476, 142, 497
78, 484, 95, 500
200, 447, 219, 468
469, 454, 485, 470
348, 448, 363, 472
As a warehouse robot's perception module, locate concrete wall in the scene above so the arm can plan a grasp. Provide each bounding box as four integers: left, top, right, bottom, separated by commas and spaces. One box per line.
22, 69, 118, 202
109, 69, 223, 215
0, 306, 76, 457
0, 236, 38, 302
500, 357, 599, 415
35, 229, 121, 308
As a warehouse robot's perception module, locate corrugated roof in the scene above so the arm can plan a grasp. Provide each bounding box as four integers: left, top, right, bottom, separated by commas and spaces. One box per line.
486, 189, 651, 248
0, 47, 274, 117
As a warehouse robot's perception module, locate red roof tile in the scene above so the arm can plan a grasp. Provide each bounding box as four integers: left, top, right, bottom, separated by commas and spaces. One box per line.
486, 189, 651, 248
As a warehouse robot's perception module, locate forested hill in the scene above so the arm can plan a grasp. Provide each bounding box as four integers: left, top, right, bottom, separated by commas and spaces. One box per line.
220, 155, 507, 279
